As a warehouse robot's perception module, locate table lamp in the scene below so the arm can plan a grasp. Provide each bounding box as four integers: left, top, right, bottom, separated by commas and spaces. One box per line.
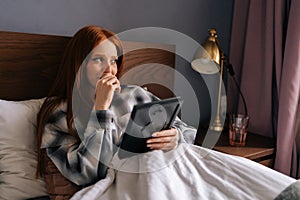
191, 28, 248, 132
191, 28, 224, 131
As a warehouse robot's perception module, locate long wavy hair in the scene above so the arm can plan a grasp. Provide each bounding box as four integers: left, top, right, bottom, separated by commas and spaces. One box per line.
36, 25, 123, 175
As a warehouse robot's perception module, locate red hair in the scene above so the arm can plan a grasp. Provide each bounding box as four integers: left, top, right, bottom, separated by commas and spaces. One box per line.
36, 25, 123, 176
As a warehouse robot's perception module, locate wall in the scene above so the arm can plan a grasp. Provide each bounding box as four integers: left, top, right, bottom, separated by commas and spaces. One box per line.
0, 0, 234, 127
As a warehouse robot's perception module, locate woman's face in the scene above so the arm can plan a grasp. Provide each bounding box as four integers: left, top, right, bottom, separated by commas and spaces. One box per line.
86, 40, 118, 88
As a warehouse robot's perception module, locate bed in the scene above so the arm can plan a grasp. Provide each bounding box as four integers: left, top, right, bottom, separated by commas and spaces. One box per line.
0, 30, 297, 200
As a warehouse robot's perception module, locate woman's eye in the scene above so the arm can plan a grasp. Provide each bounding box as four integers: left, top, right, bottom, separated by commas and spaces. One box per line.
110, 59, 118, 64
92, 57, 104, 63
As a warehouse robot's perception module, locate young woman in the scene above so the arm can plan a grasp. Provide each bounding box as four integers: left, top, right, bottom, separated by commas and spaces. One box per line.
37, 25, 196, 188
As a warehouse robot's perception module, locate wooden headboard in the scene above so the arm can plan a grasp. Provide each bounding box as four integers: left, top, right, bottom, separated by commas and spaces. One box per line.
0, 31, 175, 101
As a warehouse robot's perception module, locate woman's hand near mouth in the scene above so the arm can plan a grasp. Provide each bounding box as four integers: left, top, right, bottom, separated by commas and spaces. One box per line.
94, 74, 121, 110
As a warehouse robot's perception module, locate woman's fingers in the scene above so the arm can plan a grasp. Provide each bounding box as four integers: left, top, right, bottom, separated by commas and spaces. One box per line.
94, 75, 121, 110
146, 128, 178, 150
97, 75, 121, 92
152, 129, 177, 137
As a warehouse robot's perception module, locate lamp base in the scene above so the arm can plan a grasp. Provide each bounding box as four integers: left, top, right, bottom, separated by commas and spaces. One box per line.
209, 118, 223, 132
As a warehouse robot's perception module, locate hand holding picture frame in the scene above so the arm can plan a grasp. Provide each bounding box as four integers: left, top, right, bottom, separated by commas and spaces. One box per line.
118, 97, 183, 159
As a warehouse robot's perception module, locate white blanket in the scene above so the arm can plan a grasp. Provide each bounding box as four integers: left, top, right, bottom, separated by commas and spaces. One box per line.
71, 144, 295, 200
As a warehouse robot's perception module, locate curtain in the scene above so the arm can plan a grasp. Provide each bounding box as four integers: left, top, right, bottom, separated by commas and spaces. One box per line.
228, 0, 300, 178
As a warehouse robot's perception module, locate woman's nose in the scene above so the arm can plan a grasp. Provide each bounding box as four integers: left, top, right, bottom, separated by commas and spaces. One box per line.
104, 63, 113, 73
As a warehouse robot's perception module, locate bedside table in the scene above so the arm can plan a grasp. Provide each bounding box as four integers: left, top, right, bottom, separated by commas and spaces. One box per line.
213, 132, 275, 168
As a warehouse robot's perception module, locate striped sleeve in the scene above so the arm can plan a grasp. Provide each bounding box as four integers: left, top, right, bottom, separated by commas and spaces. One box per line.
41, 108, 115, 186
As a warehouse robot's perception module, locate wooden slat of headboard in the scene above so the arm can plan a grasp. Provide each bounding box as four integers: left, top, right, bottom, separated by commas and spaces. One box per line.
120, 41, 176, 99
0, 31, 70, 100
0, 31, 175, 101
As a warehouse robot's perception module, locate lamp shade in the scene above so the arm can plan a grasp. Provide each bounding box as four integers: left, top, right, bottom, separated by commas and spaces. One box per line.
191, 58, 219, 74
191, 28, 221, 75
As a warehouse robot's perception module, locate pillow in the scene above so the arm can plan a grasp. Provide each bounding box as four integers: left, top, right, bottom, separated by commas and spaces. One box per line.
0, 98, 48, 199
